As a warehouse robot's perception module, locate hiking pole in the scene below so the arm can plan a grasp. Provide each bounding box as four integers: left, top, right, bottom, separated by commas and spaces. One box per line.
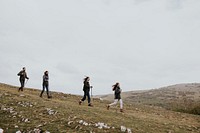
90, 86, 93, 101
25, 79, 29, 86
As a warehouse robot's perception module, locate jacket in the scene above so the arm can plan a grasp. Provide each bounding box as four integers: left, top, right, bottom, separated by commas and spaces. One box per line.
83, 81, 90, 92
113, 86, 121, 100
17, 70, 28, 80
43, 74, 49, 85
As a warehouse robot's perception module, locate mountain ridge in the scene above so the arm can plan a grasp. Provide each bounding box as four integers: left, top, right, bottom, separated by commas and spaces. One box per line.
97, 83, 200, 115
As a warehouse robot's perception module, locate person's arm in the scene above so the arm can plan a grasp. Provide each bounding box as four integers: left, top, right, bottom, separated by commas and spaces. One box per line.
17, 71, 22, 76
113, 85, 117, 91
43, 75, 45, 82
25, 72, 29, 79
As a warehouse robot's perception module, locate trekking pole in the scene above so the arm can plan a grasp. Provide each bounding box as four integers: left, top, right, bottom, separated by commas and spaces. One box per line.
91, 86, 93, 101
25, 79, 29, 86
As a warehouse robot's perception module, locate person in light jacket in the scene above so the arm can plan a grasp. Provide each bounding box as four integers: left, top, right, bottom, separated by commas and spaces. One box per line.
40, 71, 51, 98
107, 82, 123, 112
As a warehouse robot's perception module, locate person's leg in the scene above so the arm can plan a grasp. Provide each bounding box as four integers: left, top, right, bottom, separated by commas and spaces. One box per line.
107, 99, 118, 110
19, 78, 25, 91
81, 91, 87, 101
46, 84, 50, 98
119, 99, 123, 109
40, 85, 45, 97
87, 91, 91, 104
18, 79, 22, 91
79, 91, 86, 105
119, 99, 124, 112
22, 79, 25, 91
109, 99, 118, 106
86, 91, 92, 106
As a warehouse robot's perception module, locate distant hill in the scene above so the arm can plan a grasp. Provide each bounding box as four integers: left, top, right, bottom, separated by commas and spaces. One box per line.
97, 83, 200, 115
0, 83, 200, 133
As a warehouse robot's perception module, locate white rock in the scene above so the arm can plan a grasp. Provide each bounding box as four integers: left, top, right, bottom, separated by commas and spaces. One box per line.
4, 93, 9, 96
121, 126, 127, 132
68, 121, 73, 125
10, 110, 15, 113
83, 122, 88, 126
0, 128, 4, 133
104, 124, 110, 129
36, 124, 43, 127
24, 118, 29, 123
12, 112, 18, 115
98, 122, 104, 127
33, 128, 41, 132
127, 128, 132, 133
16, 130, 21, 133
98, 126, 103, 129
95, 123, 98, 127
99, 98, 103, 101
46, 108, 55, 115
2, 107, 7, 111
79, 120, 84, 124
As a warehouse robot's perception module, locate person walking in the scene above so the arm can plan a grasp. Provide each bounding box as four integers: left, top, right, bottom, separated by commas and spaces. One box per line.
17, 67, 29, 91
79, 76, 93, 106
40, 71, 51, 98
107, 82, 124, 112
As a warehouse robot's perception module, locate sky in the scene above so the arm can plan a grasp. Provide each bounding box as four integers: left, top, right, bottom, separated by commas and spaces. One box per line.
0, 0, 200, 95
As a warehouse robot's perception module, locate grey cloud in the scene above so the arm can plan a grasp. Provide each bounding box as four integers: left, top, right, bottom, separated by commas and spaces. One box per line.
0, 0, 200, 95
167, 0, 183, 10
56, 63, 80, 75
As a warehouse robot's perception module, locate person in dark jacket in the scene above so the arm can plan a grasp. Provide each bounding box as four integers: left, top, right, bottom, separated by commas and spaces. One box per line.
107, 82, 123, 112
40, 71, 51, 98
17, 67, 29, 91
79, 76, 93, 106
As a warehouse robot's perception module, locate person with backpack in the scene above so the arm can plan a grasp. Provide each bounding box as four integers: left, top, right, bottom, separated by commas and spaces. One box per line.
107, 82, 124, 112
79, 76, 93, 106
40, 71, 51, 98
17, 67, 29, 91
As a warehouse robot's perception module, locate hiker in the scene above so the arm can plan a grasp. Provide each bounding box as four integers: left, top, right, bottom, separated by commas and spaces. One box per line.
40, 71, 51, 98
107, 82, 124, 112
17, 67, 29, 91
79, 76, 93, 106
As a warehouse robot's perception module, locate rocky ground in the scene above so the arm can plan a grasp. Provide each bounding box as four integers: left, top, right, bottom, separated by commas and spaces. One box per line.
0, 83, 200, 133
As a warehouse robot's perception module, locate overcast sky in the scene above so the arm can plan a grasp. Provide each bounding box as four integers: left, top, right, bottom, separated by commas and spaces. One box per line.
0, 0, 200, 95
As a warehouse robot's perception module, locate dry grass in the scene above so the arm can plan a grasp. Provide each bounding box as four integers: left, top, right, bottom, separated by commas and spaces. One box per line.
101, 83, 200, 115
0, 83, 200, 133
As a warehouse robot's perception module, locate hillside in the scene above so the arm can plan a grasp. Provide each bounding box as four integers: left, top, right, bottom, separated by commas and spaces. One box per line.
99, 83, 200, 115
0, 83, 200, 133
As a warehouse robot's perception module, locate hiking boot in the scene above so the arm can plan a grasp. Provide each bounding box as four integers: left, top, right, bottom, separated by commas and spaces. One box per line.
48, 96, 52, 99
107, 105, 110, 110
120, 109, 124, 113
79, 100, 82, 105
88, 103, 93, 107
18, 87, 23, 92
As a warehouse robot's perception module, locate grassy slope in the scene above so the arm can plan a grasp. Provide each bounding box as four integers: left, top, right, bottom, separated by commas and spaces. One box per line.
100, 83, 200, 115
0, 83, 200, 133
